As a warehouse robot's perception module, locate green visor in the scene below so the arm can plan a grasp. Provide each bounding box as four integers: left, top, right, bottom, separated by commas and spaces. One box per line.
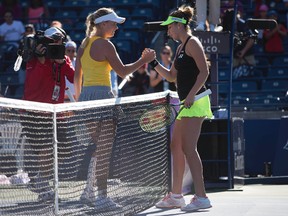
160, 16, 187, 26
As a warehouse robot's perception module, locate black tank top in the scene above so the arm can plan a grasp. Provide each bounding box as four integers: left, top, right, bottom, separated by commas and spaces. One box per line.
174, 36, 206, 101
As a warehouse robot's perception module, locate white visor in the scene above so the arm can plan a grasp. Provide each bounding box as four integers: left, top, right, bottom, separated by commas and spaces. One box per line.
44, 27, 65, 38
94, 11, 126, 24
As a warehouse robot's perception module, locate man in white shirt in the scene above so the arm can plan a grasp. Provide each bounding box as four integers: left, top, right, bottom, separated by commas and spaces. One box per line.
194, 0, 222, 32
64, 40, 77, 101
0, 10, 25, 48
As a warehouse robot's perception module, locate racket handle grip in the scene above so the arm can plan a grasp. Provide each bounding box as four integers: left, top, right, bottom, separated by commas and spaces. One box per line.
66, 88, 76, 102
118, 78, 128, 90
194, 89, 212, 101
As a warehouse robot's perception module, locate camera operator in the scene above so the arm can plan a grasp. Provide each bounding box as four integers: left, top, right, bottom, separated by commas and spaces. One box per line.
20, 26, 75, 202
222, 8, 256, 79
23, 26, 74, 103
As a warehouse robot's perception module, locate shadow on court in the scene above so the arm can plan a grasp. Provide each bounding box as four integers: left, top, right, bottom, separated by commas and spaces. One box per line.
136, 184, 288, 216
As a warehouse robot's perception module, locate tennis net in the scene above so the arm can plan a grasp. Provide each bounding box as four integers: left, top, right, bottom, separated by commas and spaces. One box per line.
0, 91, 173, 216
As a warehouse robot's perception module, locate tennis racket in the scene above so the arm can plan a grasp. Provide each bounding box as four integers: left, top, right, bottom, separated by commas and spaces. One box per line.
118, 74, 133, 90
65, 87, 76, 102
139, 89, 212, 133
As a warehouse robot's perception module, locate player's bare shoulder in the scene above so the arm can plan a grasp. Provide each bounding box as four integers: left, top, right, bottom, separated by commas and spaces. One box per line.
187, 35, 205, 56
92, 37, 114, 49
91, 38, 116, 59
189, 36, 203, 48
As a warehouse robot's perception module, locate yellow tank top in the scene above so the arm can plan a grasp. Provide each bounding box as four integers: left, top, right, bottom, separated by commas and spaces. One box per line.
81, 36, 112, 87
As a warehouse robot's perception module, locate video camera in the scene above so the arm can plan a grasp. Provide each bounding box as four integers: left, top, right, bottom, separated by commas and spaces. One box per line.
20, 30, 65, 62
233, 19, 277, 50
143, 18, 276, 51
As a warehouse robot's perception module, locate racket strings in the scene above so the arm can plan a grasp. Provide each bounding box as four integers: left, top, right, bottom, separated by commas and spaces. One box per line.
139, 105, 177, 133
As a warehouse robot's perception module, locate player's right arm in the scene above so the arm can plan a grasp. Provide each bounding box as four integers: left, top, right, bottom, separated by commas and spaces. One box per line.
93, 39, 154, 78
74, 47, 84, 101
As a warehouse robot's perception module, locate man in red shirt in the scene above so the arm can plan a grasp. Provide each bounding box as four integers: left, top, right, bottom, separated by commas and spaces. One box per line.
263, 10, 287, 54
23, 28, 74, 103
21, 26, 75, 202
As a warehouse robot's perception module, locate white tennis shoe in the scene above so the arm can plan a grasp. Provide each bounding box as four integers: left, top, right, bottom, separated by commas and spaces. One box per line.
95, 196, 122, 211
80, 190, 122, 210
181, 195, 212, 212
155, 193, 185, 208
80, 187, 96, 205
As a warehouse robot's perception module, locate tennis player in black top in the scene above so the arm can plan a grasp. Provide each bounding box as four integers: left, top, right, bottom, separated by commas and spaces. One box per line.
146, 5, 213, 212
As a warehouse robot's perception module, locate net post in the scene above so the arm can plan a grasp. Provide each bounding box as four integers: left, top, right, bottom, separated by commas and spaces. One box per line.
53, 108, 59, 215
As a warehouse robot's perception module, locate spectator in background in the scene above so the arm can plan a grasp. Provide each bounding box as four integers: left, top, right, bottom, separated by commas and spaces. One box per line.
64, 40, 77, 101
51, 20, 62, 29
24, 0, 50, 28
221, 2, 256, 79
24, 23, 35, 36
0, 10, 25, 48
65, 40, 77, 67
150, 45, 176, 92
256, 4, 269, 45
254, 0, 267, 18
257, 4, 269, 19
263, 10, 287, 55
195, 0, 222, 31
51, 20, 72, 41
220, 0, 243, 23
0, 0, 22, 22
122, 64, 150, 96
284, 0, 288, 28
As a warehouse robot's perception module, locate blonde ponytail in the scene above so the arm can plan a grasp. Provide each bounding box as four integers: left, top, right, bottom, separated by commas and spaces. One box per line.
80, 7, 114, 49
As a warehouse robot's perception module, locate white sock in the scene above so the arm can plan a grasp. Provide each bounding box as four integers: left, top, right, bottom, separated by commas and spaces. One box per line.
85, 156, 97, 191
97, 189, 107, 197
171, 193, 182, 198
196, 195, 208, 200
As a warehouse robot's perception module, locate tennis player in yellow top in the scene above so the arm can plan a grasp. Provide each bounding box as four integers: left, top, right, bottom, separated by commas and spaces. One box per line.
74, 7, 155, 210
74, 8, 155, 101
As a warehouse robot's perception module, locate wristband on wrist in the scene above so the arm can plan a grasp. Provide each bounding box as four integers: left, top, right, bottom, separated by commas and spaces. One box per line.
149, 59, 159, 68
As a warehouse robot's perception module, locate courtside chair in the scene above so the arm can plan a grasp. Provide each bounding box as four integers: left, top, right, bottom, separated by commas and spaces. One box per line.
63, 0, 87, 8
46, 0, 61, 13
218, 69, 230, 81
131, 8, 153, 19
79, 8, 94, 20
114, 40, 132, 53
116, 30, 140, 43
250, 97, 284, 111
138, 0, 160, 8
55, 11, 78, 20
232, 81, 258, 92
272, 56, 288, 67
75, 22, 86, 31
70, 31, 85, 44
124, 19, 145, 31
267, 67, 288, 78
0, 122, 26, 173
262, 80, 288, 92
114, 0, 138, 7
114, 9, 131, 17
